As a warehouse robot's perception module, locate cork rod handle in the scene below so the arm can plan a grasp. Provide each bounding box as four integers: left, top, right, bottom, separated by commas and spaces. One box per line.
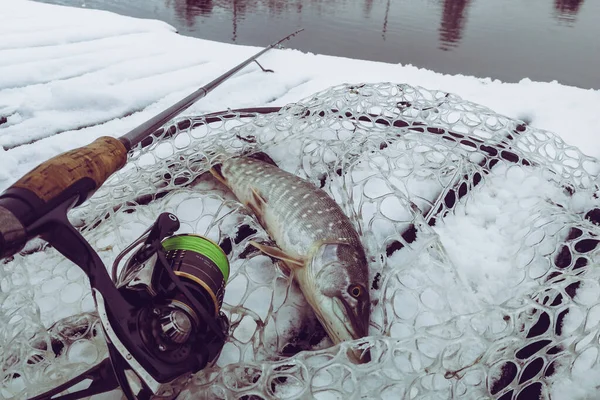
12, 136, 128, 202
0, 136, 128, 259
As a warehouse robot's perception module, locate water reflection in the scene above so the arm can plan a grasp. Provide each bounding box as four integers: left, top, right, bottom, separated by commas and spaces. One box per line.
167, 0, 586, 52
43, 0, 594, 88
439, 0, 471, 51
363, 0, 374, 18
382, 0, 391, 40
170, 0, 310, 40
171, 0, 214, 27
554, 0, 585, 23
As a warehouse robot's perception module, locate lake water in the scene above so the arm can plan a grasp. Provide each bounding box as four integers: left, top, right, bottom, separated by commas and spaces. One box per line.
36, 0, 599, 89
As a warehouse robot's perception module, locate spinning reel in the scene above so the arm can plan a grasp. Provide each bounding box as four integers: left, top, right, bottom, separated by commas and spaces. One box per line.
30, 211, 229, 400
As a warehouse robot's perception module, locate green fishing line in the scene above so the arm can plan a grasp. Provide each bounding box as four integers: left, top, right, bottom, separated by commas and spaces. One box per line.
163, 235, 229, 282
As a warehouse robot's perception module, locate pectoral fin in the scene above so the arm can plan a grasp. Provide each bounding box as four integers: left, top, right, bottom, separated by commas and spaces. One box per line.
210, 165, 228, 187
246, 187, 267, 226
249, 241, 305, 268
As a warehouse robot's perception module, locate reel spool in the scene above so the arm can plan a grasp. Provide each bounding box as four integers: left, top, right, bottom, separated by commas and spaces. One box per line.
162, 234, 229, 318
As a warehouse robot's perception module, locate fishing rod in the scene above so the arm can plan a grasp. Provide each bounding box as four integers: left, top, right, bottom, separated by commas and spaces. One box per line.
0, 27, 302, 260
0, 29, 302, 400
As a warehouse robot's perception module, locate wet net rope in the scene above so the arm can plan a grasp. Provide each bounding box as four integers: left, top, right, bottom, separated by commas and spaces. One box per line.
2, 83, 600, 399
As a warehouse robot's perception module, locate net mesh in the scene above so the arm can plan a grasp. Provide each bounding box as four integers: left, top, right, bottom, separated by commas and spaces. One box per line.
2, 82, 600, 400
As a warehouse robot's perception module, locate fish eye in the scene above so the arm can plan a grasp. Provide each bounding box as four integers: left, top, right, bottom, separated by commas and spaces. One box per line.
349, 285, 362, 298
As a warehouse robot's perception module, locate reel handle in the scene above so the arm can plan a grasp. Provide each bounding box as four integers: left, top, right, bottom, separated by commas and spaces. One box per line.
0, 136, 128, 259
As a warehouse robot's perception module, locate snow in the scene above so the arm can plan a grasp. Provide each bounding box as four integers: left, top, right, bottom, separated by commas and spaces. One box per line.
2, 1, 600, 191
2, 1, 600, 399
435, 164, 569, 305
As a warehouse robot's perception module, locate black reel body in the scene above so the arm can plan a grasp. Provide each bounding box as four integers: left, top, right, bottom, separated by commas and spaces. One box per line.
114, 223, 230, 381
30, 211, 230, 400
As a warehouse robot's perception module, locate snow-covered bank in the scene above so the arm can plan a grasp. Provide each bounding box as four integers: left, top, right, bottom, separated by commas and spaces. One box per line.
1, 0, 599, 192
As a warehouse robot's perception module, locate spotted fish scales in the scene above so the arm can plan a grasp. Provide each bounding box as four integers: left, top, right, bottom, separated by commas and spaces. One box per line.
213, 155, 371, 349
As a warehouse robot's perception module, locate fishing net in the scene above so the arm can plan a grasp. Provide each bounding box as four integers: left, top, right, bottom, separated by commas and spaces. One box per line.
2, 82, 600, 400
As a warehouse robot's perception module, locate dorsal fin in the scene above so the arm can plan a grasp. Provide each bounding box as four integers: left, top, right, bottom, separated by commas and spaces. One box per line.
246, 151, 278, 167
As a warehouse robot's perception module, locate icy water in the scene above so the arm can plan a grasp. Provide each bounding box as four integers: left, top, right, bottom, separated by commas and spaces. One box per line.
36, 0, 600, 89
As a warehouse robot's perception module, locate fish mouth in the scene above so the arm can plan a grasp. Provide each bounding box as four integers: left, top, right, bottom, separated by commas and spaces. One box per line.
306, 293, 371, 362
339, 297, 369, 340
337, 297, 371, 363
317, 297, 369, 342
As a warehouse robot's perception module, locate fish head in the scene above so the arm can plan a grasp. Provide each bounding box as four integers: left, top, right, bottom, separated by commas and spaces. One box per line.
308, 242, 370, 350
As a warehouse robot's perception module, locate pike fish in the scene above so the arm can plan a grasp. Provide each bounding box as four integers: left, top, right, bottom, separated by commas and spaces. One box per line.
211, 154, 370, 350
